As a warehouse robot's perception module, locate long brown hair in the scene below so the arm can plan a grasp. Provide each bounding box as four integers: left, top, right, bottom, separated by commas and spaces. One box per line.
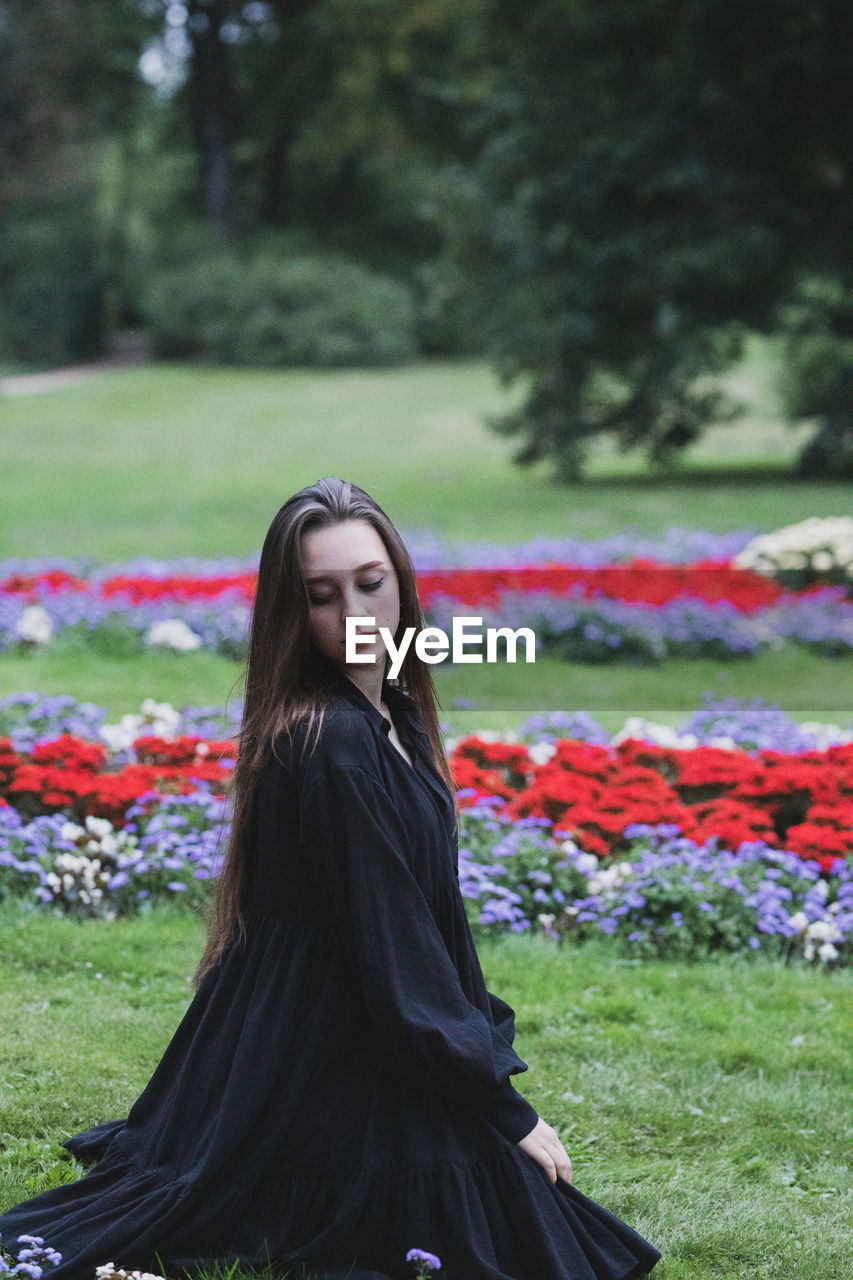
194, 476, 457, 987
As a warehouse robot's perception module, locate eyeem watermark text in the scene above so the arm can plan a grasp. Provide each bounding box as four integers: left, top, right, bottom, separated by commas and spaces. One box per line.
346, 616, 536, 680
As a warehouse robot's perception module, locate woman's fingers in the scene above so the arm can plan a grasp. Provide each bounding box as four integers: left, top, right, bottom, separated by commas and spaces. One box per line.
544, 1132, 572, 1184
517, 1118, 573, 1184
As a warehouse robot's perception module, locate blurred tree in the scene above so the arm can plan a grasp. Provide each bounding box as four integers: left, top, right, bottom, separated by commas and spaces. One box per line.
778, 277, 853, 478
137, 0, 449, 260
185, 0, 239, 239
454, 0, 853, 478
135, 0, 487, 349
0, 0, 156, 363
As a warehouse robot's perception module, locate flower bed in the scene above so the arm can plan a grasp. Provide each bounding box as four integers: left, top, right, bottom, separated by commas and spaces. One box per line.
458, 804, 851, 964
0, 692, 850, 965
2, 521, 852, 663
0, 696, 850, 873
1, 563, 796, 611
734, 516, 853, 591
448, 734, 853, 872
2, 782, 849, 968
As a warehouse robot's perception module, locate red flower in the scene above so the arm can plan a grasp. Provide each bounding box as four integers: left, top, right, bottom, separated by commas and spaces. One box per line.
132, 735, 237, 766
784, 822, 852, 861
449, 756, 515, 803
30, 735, 107, 771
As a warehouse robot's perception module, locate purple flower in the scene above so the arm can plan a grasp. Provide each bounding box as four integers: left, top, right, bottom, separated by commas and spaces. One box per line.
406, 1248, 442, 1271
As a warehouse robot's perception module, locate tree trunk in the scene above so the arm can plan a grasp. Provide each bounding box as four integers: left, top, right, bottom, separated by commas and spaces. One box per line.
187, 0, 238, 240
262, 117, 296, 225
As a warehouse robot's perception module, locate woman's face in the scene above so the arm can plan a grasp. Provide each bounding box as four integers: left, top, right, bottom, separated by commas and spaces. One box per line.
300, 519, 401, 674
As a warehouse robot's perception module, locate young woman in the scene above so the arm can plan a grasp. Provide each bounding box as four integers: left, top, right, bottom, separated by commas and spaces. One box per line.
0, 478, 661, 1280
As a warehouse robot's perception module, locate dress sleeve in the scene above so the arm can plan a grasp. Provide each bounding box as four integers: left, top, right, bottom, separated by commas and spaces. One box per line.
299, 763, 539, 1145
487, 989, 518, 1048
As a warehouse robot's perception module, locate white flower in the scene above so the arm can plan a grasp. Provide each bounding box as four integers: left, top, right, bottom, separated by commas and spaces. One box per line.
735, 517, 853, 575
143, 619, 203, 652
15, 605, 53, 645
788, 911, 808, 933
569, 850, 598, 874
140, 697, 181, 729
611, 717, 697, 748
100, 716, 142, 754
805, 917, 841, 943
60, 821, 85, 842
588, 863, 631, 894
94, 1267, 167, 1280
528, 740, 557, 765
85, 816, 113, 840
797, 720, 852, 748
818, 942, 839, 963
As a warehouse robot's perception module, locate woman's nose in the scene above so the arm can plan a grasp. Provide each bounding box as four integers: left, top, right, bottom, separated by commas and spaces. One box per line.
339, 586, 370, 621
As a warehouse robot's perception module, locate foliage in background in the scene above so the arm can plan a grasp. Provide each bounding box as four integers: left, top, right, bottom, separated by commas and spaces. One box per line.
140, 240, 417, 366
1, 0, 850, 473
0, 0, 155, 364
449, 0, 853, 479
777, 276, 853, 479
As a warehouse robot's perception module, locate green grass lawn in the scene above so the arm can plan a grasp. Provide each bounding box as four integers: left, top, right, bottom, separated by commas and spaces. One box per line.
1, 355, 848, 560
1, 904, 851, 1280
0, 647, 850, 735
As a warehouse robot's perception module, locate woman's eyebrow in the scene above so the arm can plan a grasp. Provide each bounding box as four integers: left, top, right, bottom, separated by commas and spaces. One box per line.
303, 560, 387, 582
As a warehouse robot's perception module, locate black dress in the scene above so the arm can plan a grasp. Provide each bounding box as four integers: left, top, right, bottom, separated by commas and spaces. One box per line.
0, 671, 661, 1280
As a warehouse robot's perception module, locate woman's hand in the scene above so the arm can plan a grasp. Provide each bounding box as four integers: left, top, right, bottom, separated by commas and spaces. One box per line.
517, 1117, 573, 1185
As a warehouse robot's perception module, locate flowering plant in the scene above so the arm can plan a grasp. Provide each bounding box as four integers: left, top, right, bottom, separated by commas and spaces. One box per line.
458, 805, 853, 966
406, 1248, 442, 1276
94, 1264, 166, 1280
449, 730, 853, 872
734, 516, 853, 593
3, 537, 853, 662
0, 794, 226, 917
0, 1235, 62, 1279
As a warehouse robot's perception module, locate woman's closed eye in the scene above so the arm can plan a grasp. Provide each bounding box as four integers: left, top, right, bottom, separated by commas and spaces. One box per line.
308, 578, 384, 607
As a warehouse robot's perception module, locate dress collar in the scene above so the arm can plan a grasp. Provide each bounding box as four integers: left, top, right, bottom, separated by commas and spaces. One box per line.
329, 666, 429, 738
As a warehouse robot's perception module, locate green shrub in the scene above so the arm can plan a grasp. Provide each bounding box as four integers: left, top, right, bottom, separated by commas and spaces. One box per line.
779, 276, 853, 480
0, 203, 103, 367
141, 246, 418, 367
